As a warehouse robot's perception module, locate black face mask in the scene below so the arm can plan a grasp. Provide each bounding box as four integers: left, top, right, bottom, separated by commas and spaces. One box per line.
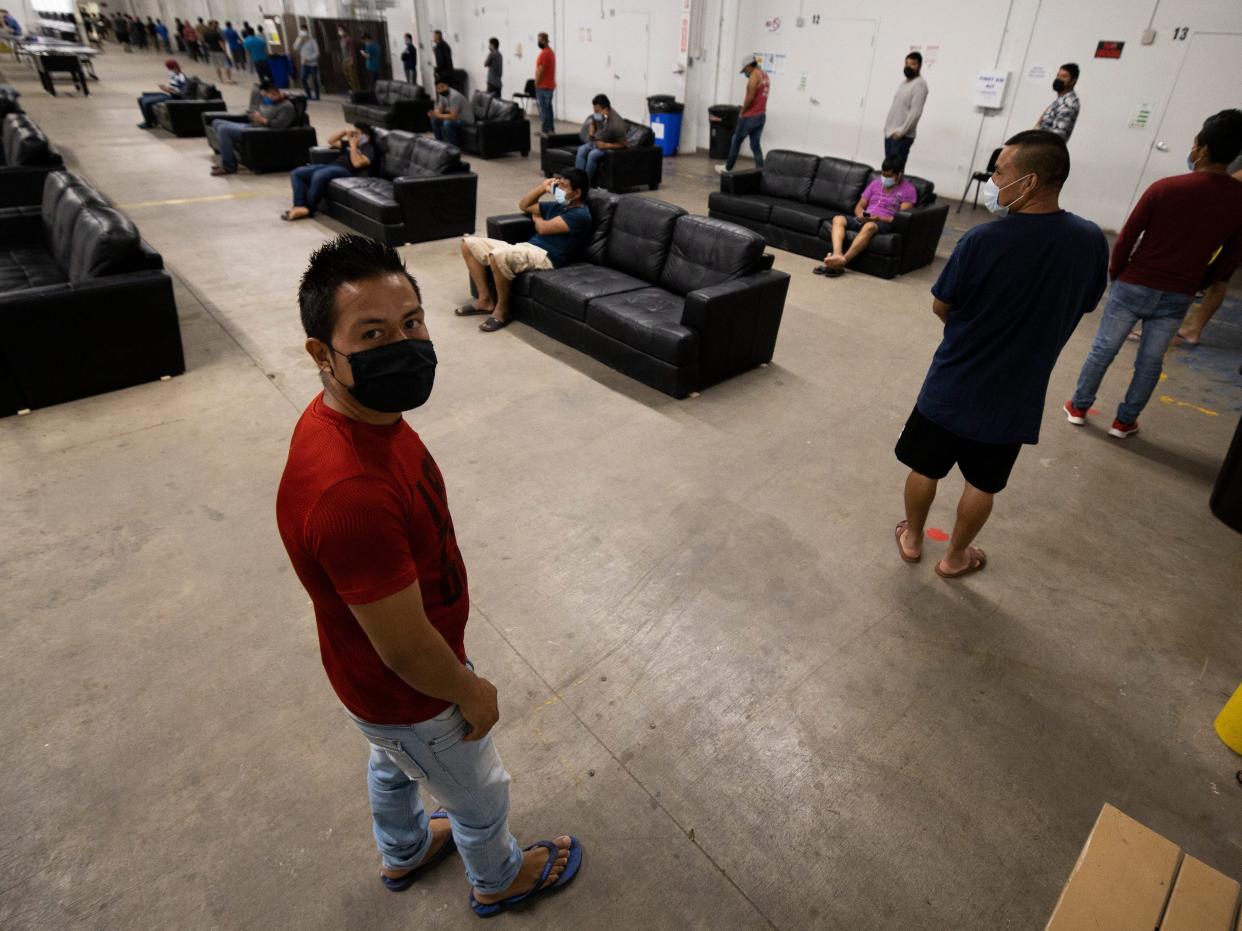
537, 40, 546, 49
903, 66, 918, 79
329, 338, 437, 413
1052, 78, 1067, 93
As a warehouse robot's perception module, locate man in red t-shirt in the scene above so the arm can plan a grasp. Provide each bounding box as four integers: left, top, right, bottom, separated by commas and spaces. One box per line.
534, 31, 556, 136
1067, 109, 1242, 438
277, 235, 581, 917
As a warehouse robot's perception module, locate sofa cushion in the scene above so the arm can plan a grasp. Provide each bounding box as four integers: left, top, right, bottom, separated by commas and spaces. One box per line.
40, 170, 84, 239
808, 156, 871, 211
624, 120, 654, 147
472, 91, 519, 122
377, 80, 424, 106
328, 176, 400, 223
769, 202, 839, 236
68, 205, 141, 281
0, 246, 66, 290
52, 185, 107, 271
758, 150, 818, 202
584, 189, 620, 264
410, 136, 462, 173
3, 114, 50, 166
347, 104, 389, 125
659, 216, 764, 296
530, 264, 648, 321
543, 146, 576, 168
586, 288, 699, 365
707, 192, 791, 224
379, 129, 415, 178
603, 196, 684, 284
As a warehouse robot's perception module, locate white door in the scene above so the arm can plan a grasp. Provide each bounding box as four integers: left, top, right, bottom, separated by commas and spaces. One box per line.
1131, 32, 1242, 207
607, 11, 650, 123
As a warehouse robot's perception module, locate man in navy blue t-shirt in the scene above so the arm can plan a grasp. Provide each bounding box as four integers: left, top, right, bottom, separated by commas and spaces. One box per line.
456, 168, 593, 333
894, 130, 1107, 579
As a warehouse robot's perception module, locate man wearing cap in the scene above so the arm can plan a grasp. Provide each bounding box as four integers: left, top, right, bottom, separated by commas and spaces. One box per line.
716, 56, 769, 175
211, 79, 296, 175
137, 59, 188, 129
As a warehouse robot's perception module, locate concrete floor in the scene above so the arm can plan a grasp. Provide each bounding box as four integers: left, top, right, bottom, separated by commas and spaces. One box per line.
2, 49, 1240, 931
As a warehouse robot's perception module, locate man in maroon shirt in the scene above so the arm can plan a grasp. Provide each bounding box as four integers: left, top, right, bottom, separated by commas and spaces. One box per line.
1066, 109, 1242, 437
276, 235, 581, 917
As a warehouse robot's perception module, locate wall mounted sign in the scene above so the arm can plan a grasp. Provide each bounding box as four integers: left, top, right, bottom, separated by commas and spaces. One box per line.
974, 70, 1009, 109
1095, 40, 1124, 59
1129, 102, 1152, 129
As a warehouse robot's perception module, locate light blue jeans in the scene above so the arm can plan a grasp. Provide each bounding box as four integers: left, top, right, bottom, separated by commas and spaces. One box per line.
535, 88, 555, 134
1071, 279, 1193, 424
575, 142, 606, 182
350, 701, 523, 894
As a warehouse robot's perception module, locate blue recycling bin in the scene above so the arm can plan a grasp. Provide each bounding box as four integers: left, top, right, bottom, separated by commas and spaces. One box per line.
650, 112, 683, 156
268, 54, 292, 88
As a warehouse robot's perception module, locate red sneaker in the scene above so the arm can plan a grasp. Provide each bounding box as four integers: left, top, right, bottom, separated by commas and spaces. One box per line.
1108, 419, 1139, 438
1063, 401, 1088, 425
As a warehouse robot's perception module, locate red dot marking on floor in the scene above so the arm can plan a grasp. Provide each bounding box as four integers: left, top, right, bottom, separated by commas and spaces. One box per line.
926, 528, 949, 542
1088, 408, 1101, 415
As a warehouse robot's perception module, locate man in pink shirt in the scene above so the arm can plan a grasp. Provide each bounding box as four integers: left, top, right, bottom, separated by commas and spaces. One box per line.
818, 158, 918, 277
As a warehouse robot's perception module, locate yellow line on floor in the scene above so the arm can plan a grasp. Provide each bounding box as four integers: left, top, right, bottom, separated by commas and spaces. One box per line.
1159, 395, 1218, 417
117, 192, 266, 210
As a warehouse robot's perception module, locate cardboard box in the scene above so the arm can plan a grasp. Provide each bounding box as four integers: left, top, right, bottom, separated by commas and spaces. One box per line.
1161, 855, 1240, 931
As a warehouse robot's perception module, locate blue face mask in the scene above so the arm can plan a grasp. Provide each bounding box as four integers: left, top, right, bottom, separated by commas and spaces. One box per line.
881, 175, 898, 189
261, 95, 273, 105
593, 112, 606, 122
553, 185, 567, 205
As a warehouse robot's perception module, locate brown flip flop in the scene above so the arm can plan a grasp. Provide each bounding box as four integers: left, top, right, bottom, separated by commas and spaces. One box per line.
479, 316, 508, 332
894, 520, 921, 563
935, 547, 987, 579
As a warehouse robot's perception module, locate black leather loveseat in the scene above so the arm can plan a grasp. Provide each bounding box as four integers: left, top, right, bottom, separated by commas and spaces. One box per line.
457, 92, 530, 159
342, 80, 432, 133
202, 87, 317, 173
540, 119, 662, 191
708, 150, 950, 279
0, 113, 64, 208
476, 194, 789, 398
310, 131, 476, 245
0, 85, 22, 117
0, 171, 184, 416
150, 77, 226, 137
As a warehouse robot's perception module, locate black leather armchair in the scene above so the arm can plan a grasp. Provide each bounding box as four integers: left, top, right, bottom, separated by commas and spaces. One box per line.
313, 131, 477, 245
342, 80, 432, 132
457, 92, 530, 159
540, 119, 662, 191
0, 113, 64, 208
0, 171, 184, 416
708, 149, 949, 278
202, 88, 317, 173
151, 78, 226, 137
470, 193, 788, 398
0, 85, 22, 117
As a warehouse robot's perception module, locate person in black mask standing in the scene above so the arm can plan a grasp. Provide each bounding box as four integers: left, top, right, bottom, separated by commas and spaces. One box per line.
1036, 63, 1080, 141
882, 51, 928, 168
277, 235, 583, 918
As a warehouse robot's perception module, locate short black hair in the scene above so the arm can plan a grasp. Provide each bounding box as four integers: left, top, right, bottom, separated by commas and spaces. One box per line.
906, 51, 922, 66
354, 122, 375, 139
361, 32, 371, 40
434, 71, 450, 86
555, 167, 590, 196
1060, 62, 1079, 82
432, 29, 442, 36
1198, 109, 1242, 165
1004, 129, 1070, 187
592, 93, 611, 109
259, 77, 277, 91
881, 157, 904, 173
299, 235, 422, 343
489, 37, 499, 48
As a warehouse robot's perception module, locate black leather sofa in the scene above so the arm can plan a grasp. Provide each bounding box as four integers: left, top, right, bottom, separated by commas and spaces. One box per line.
202, 88, 317, 173
0, 85, 22, 117
0, 113, 64, 208
476, 194, 788, 398
310, 131, 477, 245
540, 120, 663, 191
708, 149, 950, 279
457, 92, 530, 159
0, 171, 184, 416
150, 78, 226, 137
342, 80, 432, 133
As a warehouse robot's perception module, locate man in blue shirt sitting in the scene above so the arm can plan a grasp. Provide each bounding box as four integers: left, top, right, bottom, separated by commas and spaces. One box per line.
455, 168, 592, 333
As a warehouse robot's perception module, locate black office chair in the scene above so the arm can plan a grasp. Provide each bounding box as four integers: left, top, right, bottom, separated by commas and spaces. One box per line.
958, 147, 1000, 213
513, 78, 536, 116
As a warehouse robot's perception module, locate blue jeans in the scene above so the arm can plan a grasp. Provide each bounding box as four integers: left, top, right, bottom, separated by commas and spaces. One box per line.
350, 703, 523, 893
575, 142, 606, 182
725, 113, 765, 170
433, 118, 462, 146
215, 121, 248, 171
301, 64, 320, 99
290, 163, 350, 213
884, 134, 914, 167
1071, 280, 1193, 424
137, 92, 170, 125
535, 88, 554, 134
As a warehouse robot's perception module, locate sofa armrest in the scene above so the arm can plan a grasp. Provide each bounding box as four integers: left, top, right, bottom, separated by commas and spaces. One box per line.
392, 171, 479, 241
241, 125, 318, 160
202, 111, 249, 126
0, 209, 41, 248
308, 145, 339, 165
349, 90, 378, 104
721, 169, 762, 195
485, 213, 536, 243
889, 203, 949, 273
681, 269, 790, 388
0, 163, 62, 208
541, 131, 581, 151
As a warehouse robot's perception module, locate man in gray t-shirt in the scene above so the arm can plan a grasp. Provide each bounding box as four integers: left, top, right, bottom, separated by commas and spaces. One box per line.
484, 37, 502, 96
575, 93, 628, 184
430, 74, 475, 147
212, 80, 296, 175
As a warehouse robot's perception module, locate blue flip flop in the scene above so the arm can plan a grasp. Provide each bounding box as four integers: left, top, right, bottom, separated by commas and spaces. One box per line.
381, 811, 456, 892
468, 836, 583, 918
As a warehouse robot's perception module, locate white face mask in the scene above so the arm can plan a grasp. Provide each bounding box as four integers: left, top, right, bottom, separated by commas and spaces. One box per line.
983, 173, 1033, 217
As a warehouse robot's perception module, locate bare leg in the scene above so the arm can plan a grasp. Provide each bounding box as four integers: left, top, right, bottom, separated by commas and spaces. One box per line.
901, 471, 937, 558
939, 481, 992, 574
459, 240, 495, 311
825, 215, 846, 262
825, 221, 879, 269
1178, 280, 1227, 344
487, 255, 513, 322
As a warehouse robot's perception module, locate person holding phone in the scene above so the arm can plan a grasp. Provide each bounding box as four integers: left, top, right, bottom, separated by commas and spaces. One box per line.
282, 124, 375, 221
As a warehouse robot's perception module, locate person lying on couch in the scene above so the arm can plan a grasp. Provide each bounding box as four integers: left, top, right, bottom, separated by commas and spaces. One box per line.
575, 94, 628, 184
282, 124, 375, 222
211, 78, 296, 176
817, 157, 918, 277
137, 59, 187, 129
455, 167, 592, 333
428, 71, 474, 148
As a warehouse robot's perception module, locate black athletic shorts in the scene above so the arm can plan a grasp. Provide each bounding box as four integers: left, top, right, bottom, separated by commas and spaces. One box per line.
894, 406, 1022, 494
842, 215, 892, 234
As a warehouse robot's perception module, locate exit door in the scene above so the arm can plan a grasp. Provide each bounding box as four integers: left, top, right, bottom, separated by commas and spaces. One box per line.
607, 11, 650, 121
1131, 32, 1242, 208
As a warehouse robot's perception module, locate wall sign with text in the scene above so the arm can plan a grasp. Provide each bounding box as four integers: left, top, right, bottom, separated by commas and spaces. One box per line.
1094, 40, 1124, 59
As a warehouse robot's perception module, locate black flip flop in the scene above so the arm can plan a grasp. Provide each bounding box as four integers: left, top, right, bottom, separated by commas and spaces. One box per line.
479, 316, 508, 332
454, 304, 491, 317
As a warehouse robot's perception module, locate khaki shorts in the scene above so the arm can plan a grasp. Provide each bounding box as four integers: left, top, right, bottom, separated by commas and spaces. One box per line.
463, 237, 552, 280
